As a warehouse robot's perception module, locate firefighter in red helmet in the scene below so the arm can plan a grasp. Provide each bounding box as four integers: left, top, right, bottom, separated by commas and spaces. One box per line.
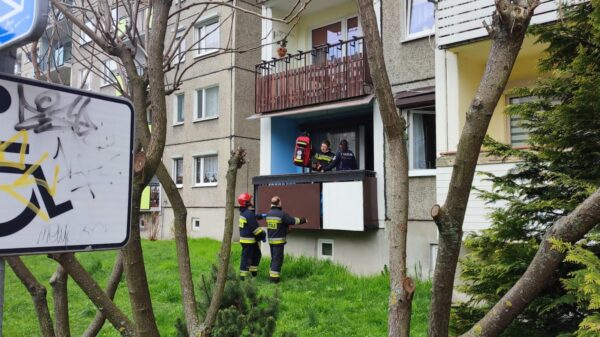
237, 192, 266, 279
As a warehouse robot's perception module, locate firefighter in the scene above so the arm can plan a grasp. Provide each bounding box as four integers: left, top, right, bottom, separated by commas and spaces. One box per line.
323, 139, 358, 171
266, 196, 307, 283
238, 192, 266, 279
312, 139, 335, 172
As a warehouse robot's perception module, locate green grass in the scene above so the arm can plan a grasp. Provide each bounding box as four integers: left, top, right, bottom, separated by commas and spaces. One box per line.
3, 239, 431, 337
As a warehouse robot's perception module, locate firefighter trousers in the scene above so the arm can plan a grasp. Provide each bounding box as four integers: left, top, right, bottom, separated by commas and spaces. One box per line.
269, 243, 285, 283
240, 242, 261, 278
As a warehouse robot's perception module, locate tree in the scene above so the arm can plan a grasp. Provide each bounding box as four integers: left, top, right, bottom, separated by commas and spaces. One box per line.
355, 1, 413, 337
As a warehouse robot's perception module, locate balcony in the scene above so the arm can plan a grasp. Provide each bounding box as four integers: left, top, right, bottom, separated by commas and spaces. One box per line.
253, 170, 378, 231
255, 37, 371, 114
437, 0, 566, 47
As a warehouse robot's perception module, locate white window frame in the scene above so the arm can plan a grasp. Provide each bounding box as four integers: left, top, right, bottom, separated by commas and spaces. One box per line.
507, 96, 536, 148
404, 108, 436, 176
79, 69, 92, 90
194, 16, 220, 57
173, 34, 186, 64
102, 59, 118, 86
172, 156, 184, 188
193, 86, 219, 121
192, 153, 218, 187
173, 93, 185, 125
404, 0, 435, 41
318, 239, 334, 260
191, 217, 201, 231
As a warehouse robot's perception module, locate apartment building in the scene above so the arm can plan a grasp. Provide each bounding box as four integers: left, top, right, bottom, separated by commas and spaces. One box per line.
18, 1, 262, 241
252, 0, 438, 275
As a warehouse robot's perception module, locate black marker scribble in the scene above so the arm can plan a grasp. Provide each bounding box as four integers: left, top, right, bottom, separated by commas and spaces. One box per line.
53, 137, 62, 159
37, 224, 70, 245
15, 84, 98, 136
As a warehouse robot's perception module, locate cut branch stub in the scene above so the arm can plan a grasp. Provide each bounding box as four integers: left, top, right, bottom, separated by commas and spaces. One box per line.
134, 152, 146, 173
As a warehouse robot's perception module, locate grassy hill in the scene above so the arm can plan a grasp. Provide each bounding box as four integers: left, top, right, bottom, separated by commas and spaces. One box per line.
3, 239, 430, 336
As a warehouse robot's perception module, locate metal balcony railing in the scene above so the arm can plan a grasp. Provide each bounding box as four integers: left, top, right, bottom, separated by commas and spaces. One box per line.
255, 37, 371, 114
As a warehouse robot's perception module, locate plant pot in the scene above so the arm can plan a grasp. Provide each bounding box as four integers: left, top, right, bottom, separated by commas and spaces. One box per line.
277, 47, 287, 58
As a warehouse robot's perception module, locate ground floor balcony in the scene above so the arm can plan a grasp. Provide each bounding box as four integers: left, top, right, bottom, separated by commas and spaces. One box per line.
253, 170, 378, 231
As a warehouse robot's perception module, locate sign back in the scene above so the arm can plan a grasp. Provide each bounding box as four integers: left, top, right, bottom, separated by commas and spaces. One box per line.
0, 74, 134, 255
0, 0, 48, 49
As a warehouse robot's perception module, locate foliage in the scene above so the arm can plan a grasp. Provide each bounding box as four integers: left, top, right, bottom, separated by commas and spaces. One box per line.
451, 0, 600, 335
552, 238, 600, 337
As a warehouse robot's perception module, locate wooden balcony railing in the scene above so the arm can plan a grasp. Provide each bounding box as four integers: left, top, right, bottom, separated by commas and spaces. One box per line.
255, 37, 371, 114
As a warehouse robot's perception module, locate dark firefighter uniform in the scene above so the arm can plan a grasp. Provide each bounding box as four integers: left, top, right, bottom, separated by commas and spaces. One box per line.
239, 207, 266, 278
312, 150, 335, 171
324, 149, 358, 171
266, 207, 306, 282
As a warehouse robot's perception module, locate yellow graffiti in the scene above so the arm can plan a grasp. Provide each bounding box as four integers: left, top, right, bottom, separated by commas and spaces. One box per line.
0, 130, 62, 222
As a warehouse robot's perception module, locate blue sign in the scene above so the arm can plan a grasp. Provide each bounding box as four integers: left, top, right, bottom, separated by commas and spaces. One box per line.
0, 0, 48, 49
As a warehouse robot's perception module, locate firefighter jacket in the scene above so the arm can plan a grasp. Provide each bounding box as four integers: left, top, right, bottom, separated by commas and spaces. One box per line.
266, 206, 306, 245
312, 150, 335, 171
324, 149, 358, 171
239, 207, 265, 244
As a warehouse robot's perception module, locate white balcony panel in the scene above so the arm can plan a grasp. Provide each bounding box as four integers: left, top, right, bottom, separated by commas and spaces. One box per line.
323, 181, 364, 231
437, 0, 565, 47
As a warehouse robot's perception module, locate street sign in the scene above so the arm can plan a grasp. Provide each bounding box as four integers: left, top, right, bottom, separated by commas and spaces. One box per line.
0, 0, 48, 50
0, 73, 134, 255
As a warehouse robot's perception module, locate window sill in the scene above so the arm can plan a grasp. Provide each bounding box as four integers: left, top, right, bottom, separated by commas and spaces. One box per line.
402, 31, 435, 43
193, 183, 218, 188
193, 116, 218, 123
408, 169, 436, 177
194, 50, 219, 59
173, 122, 184, 126
176, 184, 183, 189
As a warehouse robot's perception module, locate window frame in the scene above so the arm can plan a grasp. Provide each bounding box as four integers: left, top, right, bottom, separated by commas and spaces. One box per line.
404, 108, 436, 176
318, 239, 334, 260
194, 86, 219, 121
102, 59, 118, 86
192, 153, 218, 187
79, 69, 92, 90
80, 20, 95, 44
308, 15, 363, 57
194, 16, 220, 57
404, 0, 436, 41
172, 156, 184, 188
191, 217, 201, 231
173, 93, 185, 125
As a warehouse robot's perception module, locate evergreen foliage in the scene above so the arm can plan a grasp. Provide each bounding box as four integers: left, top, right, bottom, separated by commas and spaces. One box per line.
176, 265, 284, 337
450, 0, 600, 335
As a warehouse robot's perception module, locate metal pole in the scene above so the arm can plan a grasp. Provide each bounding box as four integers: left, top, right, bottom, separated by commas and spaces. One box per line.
0, 47, 17, 337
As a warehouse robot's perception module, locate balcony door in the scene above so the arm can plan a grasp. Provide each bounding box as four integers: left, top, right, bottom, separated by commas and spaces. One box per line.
311, 17, 363, 64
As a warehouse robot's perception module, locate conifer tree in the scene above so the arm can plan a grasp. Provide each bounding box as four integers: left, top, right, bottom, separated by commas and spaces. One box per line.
451, 1, 600, 335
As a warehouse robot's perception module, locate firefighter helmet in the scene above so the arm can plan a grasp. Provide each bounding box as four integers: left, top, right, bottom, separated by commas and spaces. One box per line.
237, 192, 252, 207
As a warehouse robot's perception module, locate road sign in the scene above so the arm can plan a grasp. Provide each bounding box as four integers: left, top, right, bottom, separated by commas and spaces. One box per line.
0, 0, 48, 50
0, 73, 134, 255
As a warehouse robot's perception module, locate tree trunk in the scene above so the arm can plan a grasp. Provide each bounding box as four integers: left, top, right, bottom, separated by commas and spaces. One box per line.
356, 1, 413, 336
50, 253, 135, 337
156, 161, 199, 335
200, 148, 247, 337
428, 1, 540, 336
49, 265, 70, 337
82, 253, 124, 337
5, 257, 55, 337
460, 188, 600, 337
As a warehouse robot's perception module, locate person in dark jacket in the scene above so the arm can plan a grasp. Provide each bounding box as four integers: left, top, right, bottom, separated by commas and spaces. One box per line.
266, 196, 307, 283
312, 139, 335, 172
323, 139, 358, 171
238, 192, 266, 279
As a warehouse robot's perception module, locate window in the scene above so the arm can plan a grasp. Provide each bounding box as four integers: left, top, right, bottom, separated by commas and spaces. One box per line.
54, 46, 64, 66
508, 96, 534, 147
406, 0, 435, 39
194, 86, 219, 120
407, 107, 436, 171
191, 218, 201, 231
173, 28, 186, 64
14, 53, 21, 75
194, 155, 218, 186
173, 94, 185, 124
102, 59, 118, 85
173, 157, 183, 187
80, 20, 95, 44
318, 239, 334, 260
79, 69, 91, 90
195, 17, 219, 56
312, 17, 363, 63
